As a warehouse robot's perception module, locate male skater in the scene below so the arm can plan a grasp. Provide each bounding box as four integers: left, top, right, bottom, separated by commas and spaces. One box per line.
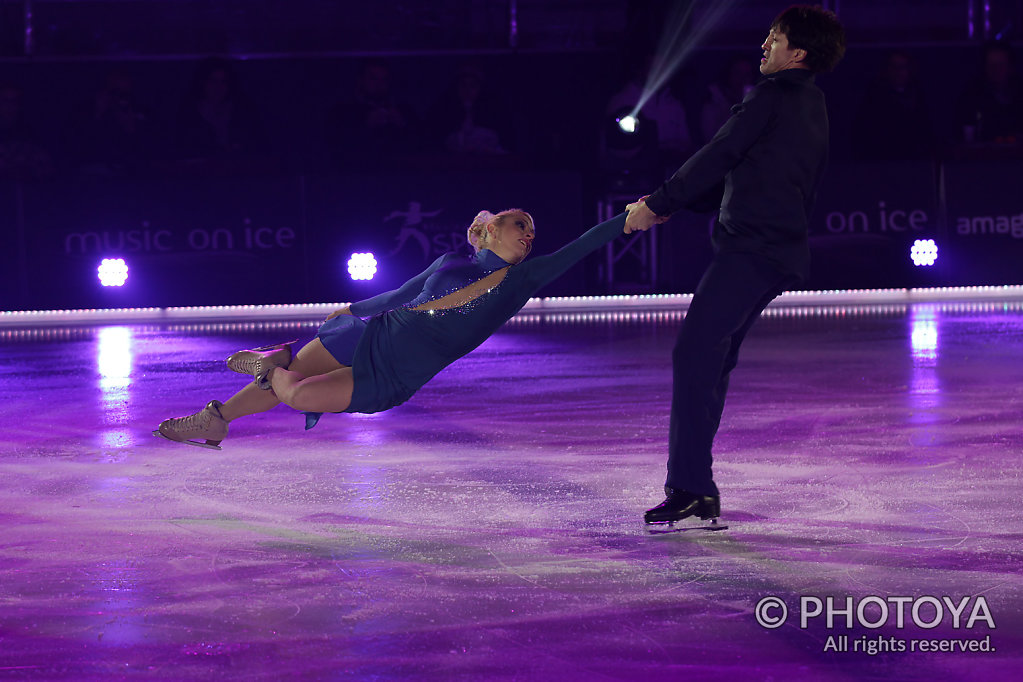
624, 6, 846, 526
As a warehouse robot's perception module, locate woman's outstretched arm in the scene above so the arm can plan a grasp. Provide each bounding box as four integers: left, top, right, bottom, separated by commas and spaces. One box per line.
519, 212, 628, 291
338, 252, 452, 317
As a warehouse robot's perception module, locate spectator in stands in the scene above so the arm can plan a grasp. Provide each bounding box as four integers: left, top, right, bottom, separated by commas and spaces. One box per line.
699, 55, 757, 143
0, 83, 53, 181
72, 70, 159, 175
956, 41, 1023, 144
176, 57, 266, 160
426, 63, 513, 156
852, 50, 934, 160
325, 60, 420, 169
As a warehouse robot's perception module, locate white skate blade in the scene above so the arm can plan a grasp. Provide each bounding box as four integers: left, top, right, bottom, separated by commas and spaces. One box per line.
152, 429, 223, 450
248, 339, 298, 353
225, 340, 297, 375
647, 518, 728, 534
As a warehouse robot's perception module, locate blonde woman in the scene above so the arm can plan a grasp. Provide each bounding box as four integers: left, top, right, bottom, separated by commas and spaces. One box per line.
155, 208, 638, 448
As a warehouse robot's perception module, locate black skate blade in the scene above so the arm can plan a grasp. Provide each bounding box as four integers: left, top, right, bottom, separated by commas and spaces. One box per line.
647, 518, 728, 534
152, 430, 223, 450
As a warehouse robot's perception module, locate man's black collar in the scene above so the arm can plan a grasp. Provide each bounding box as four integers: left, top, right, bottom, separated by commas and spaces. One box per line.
766, 67, 815, 83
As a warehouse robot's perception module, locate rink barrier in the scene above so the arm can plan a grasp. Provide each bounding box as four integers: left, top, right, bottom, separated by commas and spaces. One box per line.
2, 285, 1023, 328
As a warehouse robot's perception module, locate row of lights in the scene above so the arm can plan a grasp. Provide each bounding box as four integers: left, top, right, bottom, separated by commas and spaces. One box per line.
6, 299, 1020, 336
95, 241, 940, 289
95, 253, 381, 288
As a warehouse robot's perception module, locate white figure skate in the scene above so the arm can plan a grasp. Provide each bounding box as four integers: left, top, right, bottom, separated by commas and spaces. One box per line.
226, 341, 294, 390
153, 400, 228, 450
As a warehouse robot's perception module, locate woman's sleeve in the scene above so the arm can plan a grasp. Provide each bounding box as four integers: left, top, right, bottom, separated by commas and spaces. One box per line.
519, 212, 626, 291
349, 253, 450, 317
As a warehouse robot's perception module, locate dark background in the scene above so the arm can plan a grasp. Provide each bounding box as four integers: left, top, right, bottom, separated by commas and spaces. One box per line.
2, 0, 1022, 310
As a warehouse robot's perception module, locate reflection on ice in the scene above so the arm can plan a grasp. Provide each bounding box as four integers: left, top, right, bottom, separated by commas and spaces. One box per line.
909, 305, 938, 365
907, 306, 942, 450
97, 326, 133, 387
96, 326, 134, 424
100, 428, 135, 452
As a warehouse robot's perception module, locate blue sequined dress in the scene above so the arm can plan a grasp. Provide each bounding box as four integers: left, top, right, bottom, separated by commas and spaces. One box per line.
307, 212, 626, 427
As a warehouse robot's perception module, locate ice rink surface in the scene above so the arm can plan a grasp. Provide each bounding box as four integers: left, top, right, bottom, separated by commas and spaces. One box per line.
1, 302, 1021, 680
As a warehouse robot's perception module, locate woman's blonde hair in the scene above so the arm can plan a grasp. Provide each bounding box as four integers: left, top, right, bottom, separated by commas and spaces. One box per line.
467, 208, 534, 253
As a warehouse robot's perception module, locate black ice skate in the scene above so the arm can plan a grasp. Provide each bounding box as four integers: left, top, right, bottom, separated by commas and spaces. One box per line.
644, 487, 727, 532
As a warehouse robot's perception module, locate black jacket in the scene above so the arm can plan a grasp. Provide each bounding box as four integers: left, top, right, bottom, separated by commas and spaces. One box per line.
645, 68, 828, 278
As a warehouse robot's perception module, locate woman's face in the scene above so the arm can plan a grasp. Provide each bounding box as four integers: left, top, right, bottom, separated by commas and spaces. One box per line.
486, 212, 534, 264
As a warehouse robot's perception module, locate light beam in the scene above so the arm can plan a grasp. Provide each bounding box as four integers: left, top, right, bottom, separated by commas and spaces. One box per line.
629, 0, 741, 119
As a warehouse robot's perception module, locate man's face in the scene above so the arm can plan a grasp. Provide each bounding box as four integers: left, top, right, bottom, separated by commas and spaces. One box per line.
361, 66, 390, 99
0, 88, 20, 127
985, 50, 1011, 88
886, 54, 912, 90
760, 28, 804, 75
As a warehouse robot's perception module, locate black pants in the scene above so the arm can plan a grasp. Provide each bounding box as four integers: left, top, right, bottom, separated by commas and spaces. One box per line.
666, 251, 795, 497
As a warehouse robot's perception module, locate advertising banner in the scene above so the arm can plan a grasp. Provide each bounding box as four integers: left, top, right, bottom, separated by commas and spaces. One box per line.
20, 176, 306, 309
942, 161, 1023, 286
3, 160, 1021, 310
7, 171, 584, 310
807, 161, 941, 290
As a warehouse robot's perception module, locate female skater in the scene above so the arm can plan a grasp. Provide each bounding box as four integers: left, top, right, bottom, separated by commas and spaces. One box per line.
155, 208, 637, 448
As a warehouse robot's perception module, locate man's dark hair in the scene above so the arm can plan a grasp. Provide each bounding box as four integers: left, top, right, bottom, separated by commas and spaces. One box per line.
771, 5, 846, 73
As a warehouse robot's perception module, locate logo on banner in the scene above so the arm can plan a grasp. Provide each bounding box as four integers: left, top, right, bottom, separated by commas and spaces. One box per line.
955, 212, 1023, 239
384, 201, 443, 259
63, 218, 296, 254
384, 201, 471, 261
824, 201, 929, 234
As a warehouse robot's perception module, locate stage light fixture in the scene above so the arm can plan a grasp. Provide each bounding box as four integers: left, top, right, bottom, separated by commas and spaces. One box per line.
98, 258, 129, 286
910, 239, 938, 267
347, 252, 378, 281
616, 114, 639, 134
606, 108, 652, 161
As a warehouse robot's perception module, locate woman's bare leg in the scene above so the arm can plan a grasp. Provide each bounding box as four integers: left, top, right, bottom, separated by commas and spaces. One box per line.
219, 337, 344, 421
269, 365, 355, 414
217, 383, 279, 422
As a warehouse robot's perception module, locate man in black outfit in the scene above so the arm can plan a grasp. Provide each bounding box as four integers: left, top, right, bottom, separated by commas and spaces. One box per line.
624, 6, 846, 526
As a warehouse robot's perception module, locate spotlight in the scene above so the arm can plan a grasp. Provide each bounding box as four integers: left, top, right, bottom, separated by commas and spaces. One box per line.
617, 114, 640, 134
347, 252, 378, 281
606, 107, 653, 160
910, 239, 938, 267
98, 258, 129, 287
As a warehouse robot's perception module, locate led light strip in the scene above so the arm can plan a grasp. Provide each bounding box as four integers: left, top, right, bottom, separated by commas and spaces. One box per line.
2, 285, 1023, 328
